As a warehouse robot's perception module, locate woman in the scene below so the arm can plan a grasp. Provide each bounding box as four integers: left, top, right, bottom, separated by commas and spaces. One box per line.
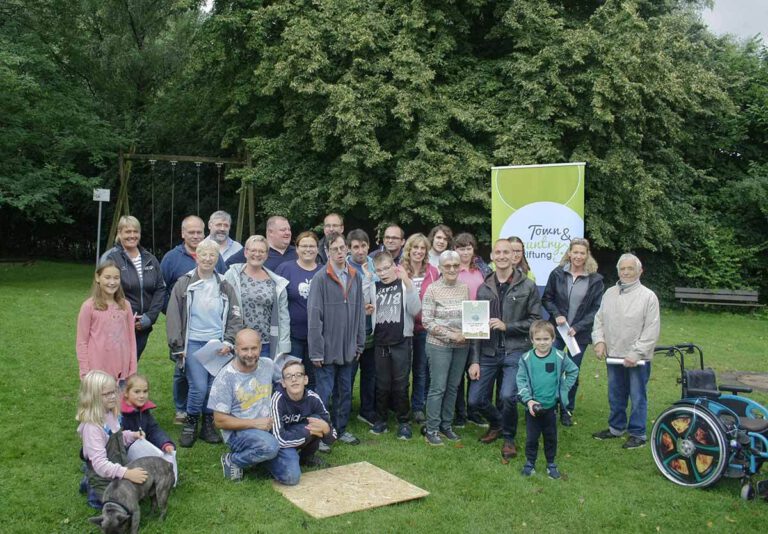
225, 235, 291, 360
166, 239, 243, 447
401, 233, 440, 424
421, 251, 470, 446
275, 232, 322, 389
542, 237, 604, 426
102, 216, 165, 359
453, 232, 491, 426
427, 224, 453, 268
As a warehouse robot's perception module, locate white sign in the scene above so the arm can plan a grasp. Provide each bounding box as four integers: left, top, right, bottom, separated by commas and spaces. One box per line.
93, 188, 111, 202
462, 300, 490, 339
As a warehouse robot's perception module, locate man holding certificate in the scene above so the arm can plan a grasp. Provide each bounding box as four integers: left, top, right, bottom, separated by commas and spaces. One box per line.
468, 238, 541, 461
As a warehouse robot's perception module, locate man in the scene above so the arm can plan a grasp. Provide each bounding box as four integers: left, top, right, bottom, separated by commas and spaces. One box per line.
468, 238, 541, 461
346, 229, 378, 427
208, 210, 242, 262
371, 224, 405, 264
160, 215, 226, 424
271, 360, 337, 473
591, 253, 660, 449
209, 328, 298, 484
264, 215, 297, 271
317, 213, 344, 264
308, 231, 366, 446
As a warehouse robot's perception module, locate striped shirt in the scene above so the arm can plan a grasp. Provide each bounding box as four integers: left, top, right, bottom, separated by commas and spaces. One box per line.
422, 279, 469, 347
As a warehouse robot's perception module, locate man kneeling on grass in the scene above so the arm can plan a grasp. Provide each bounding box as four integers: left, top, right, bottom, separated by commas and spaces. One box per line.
271, 360, 337, 472
209, 328, 297, 483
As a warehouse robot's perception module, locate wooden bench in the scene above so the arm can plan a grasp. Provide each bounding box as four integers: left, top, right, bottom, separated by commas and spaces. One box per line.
675, 287, 763, 308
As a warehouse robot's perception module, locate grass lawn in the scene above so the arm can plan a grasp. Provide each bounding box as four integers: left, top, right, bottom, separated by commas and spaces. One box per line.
1, 261, 766, 533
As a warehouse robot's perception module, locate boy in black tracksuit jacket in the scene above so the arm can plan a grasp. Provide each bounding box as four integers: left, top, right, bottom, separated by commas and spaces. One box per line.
271, 361, 337, 466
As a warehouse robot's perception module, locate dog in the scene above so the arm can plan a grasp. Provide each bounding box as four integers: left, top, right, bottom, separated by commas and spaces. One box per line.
89, 456, 174, 534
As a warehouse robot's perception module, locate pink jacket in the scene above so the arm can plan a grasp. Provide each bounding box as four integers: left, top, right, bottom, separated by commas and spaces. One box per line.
415, 264, 440, 333
76, 298, 137, 380
78, 412, 140, 479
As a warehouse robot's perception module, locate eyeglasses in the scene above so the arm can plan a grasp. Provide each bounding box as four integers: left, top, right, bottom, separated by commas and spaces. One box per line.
375, 264, 394, 274
329, 246, 348, 254
102, 390, 117, 398
441, 263, 460, 271
283, 372, 305, 381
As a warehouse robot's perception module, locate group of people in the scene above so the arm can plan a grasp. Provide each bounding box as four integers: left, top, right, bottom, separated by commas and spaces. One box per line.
75, 208, 660, 507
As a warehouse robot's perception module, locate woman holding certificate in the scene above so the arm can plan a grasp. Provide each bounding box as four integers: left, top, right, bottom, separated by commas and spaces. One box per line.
421, 250, 470, 446
541, 238, 604, 426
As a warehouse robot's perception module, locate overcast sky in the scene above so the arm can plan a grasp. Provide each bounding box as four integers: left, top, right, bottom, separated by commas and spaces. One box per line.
701, 0, 767, 43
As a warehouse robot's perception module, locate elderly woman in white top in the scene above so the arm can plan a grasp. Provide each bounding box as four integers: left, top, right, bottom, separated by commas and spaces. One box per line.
224, 235, 291, 359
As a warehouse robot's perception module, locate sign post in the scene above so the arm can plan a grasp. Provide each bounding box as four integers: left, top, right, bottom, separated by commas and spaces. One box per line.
93, 188, 111, 265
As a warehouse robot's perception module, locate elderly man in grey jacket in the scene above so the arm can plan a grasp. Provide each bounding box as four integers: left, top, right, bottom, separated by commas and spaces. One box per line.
591, 253, 660, 449
308, 232, 366, 446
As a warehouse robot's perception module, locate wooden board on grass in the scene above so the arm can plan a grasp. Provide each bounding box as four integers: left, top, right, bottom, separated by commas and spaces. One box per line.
272, 461, 429, 518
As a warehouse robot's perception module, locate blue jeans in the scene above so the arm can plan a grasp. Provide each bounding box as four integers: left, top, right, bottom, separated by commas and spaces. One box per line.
554, 338, 588, 412
607, 362, 652, 439
290, 337, 315, 390
468, 350, 522, 441
351, 346, 376, 422
227, 429, 300, 485
410, 331, 428, 412
185, 339, 215, 416
425, 343, 469, 433
173, 356, 188, 413
314, 362, 356, 435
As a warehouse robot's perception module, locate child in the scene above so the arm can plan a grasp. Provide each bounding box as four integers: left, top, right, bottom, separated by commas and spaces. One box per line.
77, 370, 147, 509
370, 253, 421, 439
121, 374, 175, 452
271, 360, 337, 478
76, 261, 137, 384
516, 320, 578, 479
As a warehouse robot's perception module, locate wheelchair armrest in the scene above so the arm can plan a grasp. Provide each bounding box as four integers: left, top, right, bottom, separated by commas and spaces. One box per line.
686, 387, 721, 398
719, 384, 753, 394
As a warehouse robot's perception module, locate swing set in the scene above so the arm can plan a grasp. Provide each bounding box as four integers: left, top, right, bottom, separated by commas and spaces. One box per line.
107, 150, 259, 253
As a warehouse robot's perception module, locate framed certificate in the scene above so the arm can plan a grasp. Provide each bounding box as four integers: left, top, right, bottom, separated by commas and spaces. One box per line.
462, 301, 490, 339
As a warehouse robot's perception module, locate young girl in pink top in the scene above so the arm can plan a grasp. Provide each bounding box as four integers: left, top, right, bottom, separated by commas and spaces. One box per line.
76, 261, 137, 383
77, 370, 148, 508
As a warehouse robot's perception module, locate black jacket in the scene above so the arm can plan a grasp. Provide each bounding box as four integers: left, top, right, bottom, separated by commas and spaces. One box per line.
470, 269, 541, 364
120, 399, 174, 450
105, 245, 166, 329
541, 266, 604, 348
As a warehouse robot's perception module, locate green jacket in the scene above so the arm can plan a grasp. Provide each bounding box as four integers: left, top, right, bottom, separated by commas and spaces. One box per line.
516, 348, 579, 411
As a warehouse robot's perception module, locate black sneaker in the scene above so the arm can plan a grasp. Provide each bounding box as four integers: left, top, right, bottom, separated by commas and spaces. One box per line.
338, 431, 361, 445
547, 463, 561, 479
453, 418, 467, 429
221, 453, 243, 481
560, 412, 573, 427
521, 462, 535, 477
592, 429, 621, 440
424, 430, 444, 446
623, 436, 647, 449
370, 422, 388, 435
439, 427, 461, 442
467, 413, 489, 428
397, 423, 412, 440
301, 454, 329, 468
179, 415, 199, 448
199, 414, 222, 444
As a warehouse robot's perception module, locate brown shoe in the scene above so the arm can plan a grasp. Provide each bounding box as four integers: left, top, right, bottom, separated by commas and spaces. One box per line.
479, 427, 502, 444
501, 440, 517, 460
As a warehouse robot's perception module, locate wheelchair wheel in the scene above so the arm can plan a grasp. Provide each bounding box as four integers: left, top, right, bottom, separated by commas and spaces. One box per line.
651, 405, 729, 488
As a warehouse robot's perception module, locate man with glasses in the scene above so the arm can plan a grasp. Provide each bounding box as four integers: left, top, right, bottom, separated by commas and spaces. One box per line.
468, 238, 541, 461
308, 232, 367, 446
371, 224, 405, 264
271, 360, 336, 475
317, 213, 345, 264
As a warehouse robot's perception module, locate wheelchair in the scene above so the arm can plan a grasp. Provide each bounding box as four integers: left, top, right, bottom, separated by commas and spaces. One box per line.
650, 343, 768, 500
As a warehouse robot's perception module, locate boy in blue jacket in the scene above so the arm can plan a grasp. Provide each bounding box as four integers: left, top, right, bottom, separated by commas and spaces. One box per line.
271, 361, 337, 477
516, 321, 578, 479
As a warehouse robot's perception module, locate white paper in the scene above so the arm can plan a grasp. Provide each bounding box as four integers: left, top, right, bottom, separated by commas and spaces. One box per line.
556, 322, 581, 356
462, 301, 490, 339
191, 339, 232, 376
606, 357, 647, 366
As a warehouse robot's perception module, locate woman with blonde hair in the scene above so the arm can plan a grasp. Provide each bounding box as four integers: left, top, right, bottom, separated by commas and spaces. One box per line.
542, 237, 604, 426
101, 215, 165, 359
401, 233, 440, 423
